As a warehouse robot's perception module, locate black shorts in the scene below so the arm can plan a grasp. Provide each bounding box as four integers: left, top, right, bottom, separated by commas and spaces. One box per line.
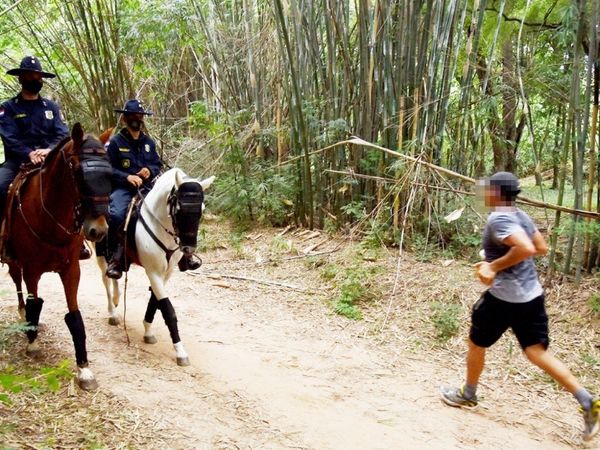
469, 291, 549, 350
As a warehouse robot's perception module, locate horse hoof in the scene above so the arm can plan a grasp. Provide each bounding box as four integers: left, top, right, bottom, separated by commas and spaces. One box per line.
25, 341, 41, 357
108, 317, 120, 326
25, 347, 41, 357
78, 377, 98, 391
143, 335, 157, 344
177, 357, 190, 367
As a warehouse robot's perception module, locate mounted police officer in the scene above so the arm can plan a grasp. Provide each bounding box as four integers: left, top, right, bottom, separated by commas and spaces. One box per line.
104, 99, 200, 279
0, 56, 91, 260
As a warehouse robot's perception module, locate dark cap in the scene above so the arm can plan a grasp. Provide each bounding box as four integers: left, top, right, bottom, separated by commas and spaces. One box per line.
6, 56, 56, 78
114, 99, 153, 116
488, 171, 521, 201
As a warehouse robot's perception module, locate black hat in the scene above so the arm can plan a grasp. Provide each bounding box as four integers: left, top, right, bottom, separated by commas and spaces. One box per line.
488, 171, 521, 201
6, 56, 56, 78
114, 99, 153, 116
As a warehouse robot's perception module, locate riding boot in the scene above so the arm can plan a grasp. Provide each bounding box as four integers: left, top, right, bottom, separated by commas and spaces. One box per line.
106, 243, 125, 279
178, 254, 201, 272
79, 244, 91, 260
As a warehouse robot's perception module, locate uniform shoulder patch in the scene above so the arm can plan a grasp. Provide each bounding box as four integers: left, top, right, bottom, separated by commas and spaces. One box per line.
144, 144, 150, 152
0, 107, 4, 118
45, 110, 54, 120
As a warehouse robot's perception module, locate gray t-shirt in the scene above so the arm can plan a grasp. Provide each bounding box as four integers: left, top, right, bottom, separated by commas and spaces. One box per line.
482, 209, 543, 303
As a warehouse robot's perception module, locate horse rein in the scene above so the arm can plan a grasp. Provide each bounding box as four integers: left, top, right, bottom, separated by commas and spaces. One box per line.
138, 192, 178, 263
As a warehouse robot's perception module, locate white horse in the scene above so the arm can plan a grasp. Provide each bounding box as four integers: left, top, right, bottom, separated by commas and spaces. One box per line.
97, 168, 214, 366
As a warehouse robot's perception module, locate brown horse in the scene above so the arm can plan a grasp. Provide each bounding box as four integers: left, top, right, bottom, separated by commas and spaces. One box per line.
4, 123, 112, 390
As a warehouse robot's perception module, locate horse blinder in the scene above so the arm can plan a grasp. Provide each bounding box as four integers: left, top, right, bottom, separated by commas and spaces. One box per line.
79, 156, 112, 217
168, 185, 204, 248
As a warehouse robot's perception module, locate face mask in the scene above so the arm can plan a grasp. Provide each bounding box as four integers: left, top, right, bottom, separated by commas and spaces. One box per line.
21, 79, 43, 94
125, 117, 142, 132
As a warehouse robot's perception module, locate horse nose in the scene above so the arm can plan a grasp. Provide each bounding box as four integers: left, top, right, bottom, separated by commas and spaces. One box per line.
89, 227, 107, 242
181, 245, 195, 255
83, 217, 108, 242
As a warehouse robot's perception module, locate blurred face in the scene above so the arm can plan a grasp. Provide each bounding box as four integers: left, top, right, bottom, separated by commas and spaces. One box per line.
122, 113, 144, 132
19, 71, 43, 82
475, 180, 501, 209
18, 71, 44, 95
484, 184, 501, 207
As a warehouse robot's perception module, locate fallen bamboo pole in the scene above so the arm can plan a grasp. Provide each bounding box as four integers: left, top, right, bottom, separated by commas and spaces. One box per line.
288, 136, 600, 219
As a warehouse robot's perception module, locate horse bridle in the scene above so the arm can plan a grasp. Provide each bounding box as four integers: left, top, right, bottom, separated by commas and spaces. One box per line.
20, 136, 112, 240
138, 183, 204, 263
167, 185, 204, 241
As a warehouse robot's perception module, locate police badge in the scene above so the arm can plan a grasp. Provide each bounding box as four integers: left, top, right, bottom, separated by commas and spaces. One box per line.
122, 159, 131, 168
45, 110, 54, 120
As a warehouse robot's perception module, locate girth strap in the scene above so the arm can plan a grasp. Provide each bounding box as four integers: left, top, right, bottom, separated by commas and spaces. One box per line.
138, 209, 177, 263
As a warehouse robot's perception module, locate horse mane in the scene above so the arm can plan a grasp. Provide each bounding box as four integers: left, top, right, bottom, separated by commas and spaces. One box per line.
41, 136, 73, 167
42, 133, 103, 168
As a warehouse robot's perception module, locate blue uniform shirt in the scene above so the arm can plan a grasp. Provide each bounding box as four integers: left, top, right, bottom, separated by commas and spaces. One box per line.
0, 94, 69, 165
106, 128, 162, 190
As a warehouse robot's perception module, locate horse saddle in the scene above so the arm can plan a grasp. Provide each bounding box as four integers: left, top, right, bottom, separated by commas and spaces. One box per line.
0, 164, 42, 263
96, 195, 141, 268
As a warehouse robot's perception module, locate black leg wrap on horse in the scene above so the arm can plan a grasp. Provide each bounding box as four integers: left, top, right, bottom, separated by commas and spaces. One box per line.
157, 298, 181, 344
25, 297, 44, 343
64, 310, 88, 367
144, 290, 159, 324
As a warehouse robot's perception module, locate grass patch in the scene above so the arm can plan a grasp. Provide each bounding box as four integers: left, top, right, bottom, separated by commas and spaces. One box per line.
430, 302, 462, 342
332, 265, 381, 320
0, 312, 175, 449
587, 293, 600, 315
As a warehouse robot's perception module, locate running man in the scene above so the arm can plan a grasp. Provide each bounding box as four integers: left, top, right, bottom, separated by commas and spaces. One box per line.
440, 171, 599, 441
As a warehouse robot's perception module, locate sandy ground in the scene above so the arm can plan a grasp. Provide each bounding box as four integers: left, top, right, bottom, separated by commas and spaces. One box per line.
0, 233, 594, 450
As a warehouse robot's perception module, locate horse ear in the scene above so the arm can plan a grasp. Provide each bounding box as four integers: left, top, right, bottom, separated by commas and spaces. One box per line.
175, 170, 185, 187
98, 127, 114, 145
199, 175, 216, 191
71, 123, 84, 146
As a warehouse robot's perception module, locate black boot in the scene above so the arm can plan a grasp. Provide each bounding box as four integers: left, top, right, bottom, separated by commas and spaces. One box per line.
106, 244, 125, 279
79, 244, 91, 260
178, 254, 201, 272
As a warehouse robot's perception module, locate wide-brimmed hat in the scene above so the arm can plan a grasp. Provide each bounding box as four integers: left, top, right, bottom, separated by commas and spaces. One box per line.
6, 56, 56, 78
113, 99, 153, 116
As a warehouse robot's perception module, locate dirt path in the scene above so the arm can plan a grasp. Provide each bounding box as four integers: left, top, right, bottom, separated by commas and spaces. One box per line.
0, 253, 583, 449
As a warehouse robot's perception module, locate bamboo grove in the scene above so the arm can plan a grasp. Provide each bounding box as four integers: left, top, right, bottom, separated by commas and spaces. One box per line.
0, 0, 599, 277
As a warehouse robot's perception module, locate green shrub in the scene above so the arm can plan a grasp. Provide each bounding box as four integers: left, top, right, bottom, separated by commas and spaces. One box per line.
332, 266, 380, 320
213, 147, 296, 226
0, 323, 73, 405
588, 294, 600, 315
430, 302, 462, 342
320, 263, 339, 281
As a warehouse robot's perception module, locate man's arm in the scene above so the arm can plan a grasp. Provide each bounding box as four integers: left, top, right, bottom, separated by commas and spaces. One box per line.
475, 230, 536, 285
531, 230, 548, 256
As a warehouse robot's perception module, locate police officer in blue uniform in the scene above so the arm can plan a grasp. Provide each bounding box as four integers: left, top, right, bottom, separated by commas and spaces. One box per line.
0, 56, 91, 259
104, 99, 200, 279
